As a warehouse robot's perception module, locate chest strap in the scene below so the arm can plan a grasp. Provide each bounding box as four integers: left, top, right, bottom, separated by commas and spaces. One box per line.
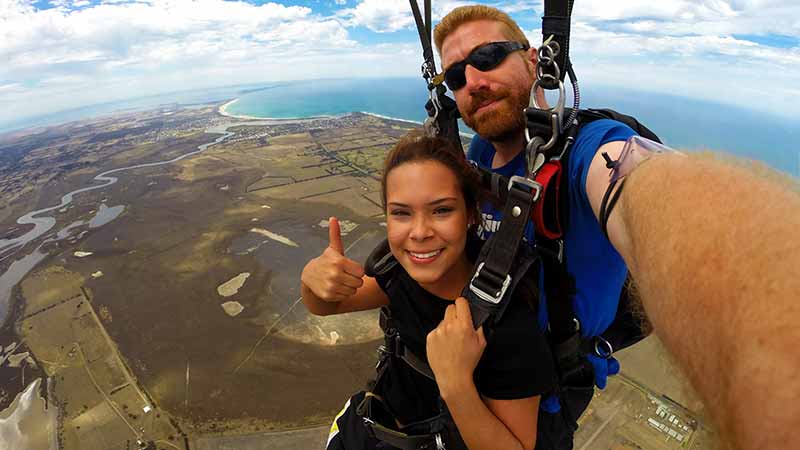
379, 307, 435, 380
474, 160, 565, 241
464, 176, 541, 329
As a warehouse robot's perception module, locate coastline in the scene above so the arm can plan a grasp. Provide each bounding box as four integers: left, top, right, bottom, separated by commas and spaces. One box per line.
218, 98, 335, 122
217, 99, 474, 138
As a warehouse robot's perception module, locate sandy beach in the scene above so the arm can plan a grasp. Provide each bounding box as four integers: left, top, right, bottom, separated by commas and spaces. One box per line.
218, 98, 337, 124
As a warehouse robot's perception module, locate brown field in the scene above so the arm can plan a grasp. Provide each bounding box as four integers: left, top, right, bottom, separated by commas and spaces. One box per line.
1, 108, 417, 446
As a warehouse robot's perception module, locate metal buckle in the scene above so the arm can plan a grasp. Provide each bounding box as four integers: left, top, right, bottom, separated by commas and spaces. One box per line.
435, 433, 446, 450
508, 175, 542, 203
469, 262, 511, 305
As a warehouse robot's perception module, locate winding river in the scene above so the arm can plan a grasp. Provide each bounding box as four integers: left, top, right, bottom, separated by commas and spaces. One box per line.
0, 122, 244, 325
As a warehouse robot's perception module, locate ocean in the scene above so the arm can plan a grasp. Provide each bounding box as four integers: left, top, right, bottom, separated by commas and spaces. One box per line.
4, 78, 798, 177
224, 78, 800, 177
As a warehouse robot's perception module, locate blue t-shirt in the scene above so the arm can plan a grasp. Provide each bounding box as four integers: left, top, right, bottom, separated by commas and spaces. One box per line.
467, 119, 636, 405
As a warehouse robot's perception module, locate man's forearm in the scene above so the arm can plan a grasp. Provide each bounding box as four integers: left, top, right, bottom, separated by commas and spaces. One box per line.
618, 154, 800, 449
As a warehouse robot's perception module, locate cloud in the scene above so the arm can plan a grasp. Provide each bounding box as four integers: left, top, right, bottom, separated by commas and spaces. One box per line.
338, 0, 413, 33
338, 0, 540, 33
0, 0, 798, 126
0, 0, 363, 122
0, 0, 423, 125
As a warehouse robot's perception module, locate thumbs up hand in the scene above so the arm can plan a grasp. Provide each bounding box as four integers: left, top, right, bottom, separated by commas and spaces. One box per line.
301, 217, 365, 302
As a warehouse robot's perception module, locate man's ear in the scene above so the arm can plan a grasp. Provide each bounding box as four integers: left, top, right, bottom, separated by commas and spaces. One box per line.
525, 47, 538, 75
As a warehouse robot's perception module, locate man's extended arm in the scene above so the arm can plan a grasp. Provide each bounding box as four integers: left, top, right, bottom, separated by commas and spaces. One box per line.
587, 147, 800, 449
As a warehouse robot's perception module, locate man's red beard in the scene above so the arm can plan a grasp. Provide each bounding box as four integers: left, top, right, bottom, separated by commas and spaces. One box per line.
462, 85, 530, 142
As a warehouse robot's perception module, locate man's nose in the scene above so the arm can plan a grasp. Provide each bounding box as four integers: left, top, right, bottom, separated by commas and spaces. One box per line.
464, 64, 491, 93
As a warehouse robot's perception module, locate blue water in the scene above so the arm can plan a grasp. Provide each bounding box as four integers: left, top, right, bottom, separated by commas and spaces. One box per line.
4, 78, 797, 177
226, 78, 799, 177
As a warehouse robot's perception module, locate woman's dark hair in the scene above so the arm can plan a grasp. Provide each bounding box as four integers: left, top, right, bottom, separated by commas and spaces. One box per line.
381, 130, 485, 225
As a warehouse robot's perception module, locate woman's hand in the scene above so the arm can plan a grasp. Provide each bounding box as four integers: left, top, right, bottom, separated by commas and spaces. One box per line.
426, 297, 486, 399
300, 217, 365, 302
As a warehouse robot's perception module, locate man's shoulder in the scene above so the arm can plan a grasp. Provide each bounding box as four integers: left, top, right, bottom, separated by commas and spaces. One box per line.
575, 118, 636, 146
569, 119, 637, 170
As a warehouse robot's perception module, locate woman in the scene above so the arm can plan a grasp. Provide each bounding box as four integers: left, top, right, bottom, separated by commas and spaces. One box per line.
301, 132, 555, 450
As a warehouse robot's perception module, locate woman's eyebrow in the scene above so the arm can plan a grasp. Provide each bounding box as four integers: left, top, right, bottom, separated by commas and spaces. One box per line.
387, 197, 457, 208
428, 197, 458, 205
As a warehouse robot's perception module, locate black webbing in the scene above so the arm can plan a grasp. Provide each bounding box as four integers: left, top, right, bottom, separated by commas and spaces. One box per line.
409, 0, 435, 69
599, 177, 626, 239
540, 0, 574, 88
465, 183, 534, 329
357, 394, 440, 450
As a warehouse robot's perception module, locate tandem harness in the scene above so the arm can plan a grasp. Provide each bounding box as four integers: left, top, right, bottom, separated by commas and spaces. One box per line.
352, 1, 660, 448
358, 229, 541, 450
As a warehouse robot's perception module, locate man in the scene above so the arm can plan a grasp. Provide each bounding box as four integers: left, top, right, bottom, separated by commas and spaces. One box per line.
434, 5, 799, 450
435, 6, 637, 448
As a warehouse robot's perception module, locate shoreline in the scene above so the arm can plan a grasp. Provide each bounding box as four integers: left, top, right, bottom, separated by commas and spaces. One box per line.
218, 98, 335, 122
217, 99, 474, 138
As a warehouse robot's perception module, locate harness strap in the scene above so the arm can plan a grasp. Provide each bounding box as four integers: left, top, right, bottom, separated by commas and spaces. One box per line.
465, 178, 537, 329
408, 0, 434, 66
379, 307, 436, 381
357, 393, 445, 450
540, 0, 574, 89
474, 163, 564, 241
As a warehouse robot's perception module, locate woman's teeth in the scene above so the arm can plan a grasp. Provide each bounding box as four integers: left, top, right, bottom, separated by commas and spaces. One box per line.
409, 249, 442, 259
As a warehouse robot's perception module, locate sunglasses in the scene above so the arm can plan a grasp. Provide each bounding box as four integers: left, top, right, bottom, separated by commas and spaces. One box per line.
440, 41, 529, 91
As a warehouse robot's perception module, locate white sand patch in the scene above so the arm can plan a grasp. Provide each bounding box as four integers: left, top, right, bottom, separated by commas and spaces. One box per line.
317, 219, 359, 235
221, 301, 245, 317
0, 378, 57, 450
249, 228, 298, 247
91, 271, 104, 279
329, 331, 340, 345
73, 251, 93, 258
217, 273, 251, 297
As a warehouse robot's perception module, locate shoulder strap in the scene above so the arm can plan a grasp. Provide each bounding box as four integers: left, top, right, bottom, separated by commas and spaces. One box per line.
409, 0, 462, 149
463, 176, 541, 329
578, 108, 662, 143
540, 0, 574, 89
364, 238, 396, 278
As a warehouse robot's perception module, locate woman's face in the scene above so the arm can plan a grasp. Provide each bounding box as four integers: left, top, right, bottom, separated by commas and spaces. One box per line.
385, 160, 472, 296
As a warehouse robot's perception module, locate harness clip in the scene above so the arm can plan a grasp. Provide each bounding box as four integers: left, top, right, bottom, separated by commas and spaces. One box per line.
508, 175, 542, 203
435, 433, 446, 450
469, 262, 511, 305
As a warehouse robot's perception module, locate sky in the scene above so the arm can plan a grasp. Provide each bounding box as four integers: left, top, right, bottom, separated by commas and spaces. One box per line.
1, 0, 799, 127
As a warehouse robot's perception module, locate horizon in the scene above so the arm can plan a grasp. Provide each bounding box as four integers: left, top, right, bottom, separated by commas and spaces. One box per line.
1, 0, 799, 130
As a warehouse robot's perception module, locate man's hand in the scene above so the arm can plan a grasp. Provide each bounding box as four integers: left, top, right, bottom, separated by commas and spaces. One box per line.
300, 217, 365, 302
427, 297, 486, 399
